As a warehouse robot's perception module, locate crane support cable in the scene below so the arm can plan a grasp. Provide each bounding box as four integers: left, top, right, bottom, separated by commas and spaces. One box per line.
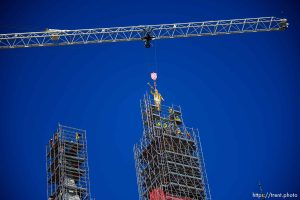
0, 17, 288, 49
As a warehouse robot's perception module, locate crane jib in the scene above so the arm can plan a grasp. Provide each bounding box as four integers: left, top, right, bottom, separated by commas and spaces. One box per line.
0, 17, 288, 49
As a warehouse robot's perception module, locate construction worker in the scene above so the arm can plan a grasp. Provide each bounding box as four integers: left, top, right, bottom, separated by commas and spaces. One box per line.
76, 133, 81, 141
175, 115, 181, 123
186, 132, 191, 139
156, 121, 161, 127
50, 139, 54, 147
163, 122, 168, 129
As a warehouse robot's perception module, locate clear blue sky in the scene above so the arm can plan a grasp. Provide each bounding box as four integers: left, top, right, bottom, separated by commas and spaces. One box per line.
0, 0, 299, 199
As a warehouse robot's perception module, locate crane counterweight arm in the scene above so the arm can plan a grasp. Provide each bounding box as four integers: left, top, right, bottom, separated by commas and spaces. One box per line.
0, 17, 288, 49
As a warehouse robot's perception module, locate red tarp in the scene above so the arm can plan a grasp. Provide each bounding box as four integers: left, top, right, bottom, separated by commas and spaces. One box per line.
150, 188, 191, 200
150, 188, 166, 200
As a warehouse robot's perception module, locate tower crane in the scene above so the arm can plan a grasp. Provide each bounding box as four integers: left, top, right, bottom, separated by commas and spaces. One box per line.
0, 16, 288, 49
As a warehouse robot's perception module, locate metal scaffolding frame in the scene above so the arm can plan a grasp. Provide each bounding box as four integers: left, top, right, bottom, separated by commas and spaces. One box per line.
46, 124, 91, 200
134, 93, 211, 200
0, 17, 287, 49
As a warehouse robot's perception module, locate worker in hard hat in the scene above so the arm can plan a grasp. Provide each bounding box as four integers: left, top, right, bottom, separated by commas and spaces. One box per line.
163, 122, 168, 129
156, 121, 161, 127
175, 115, 181, 123
186, 131, 191, 139
50, 139, 54, 147
176, 128, 182, 135
76, 133, 81, 141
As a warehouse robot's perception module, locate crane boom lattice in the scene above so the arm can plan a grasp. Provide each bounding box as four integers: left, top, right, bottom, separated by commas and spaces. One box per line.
0, 17, 287, 49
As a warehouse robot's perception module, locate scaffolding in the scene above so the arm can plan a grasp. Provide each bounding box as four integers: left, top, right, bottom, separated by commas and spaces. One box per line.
46, 124, 91, 200
134, 93, 211, 200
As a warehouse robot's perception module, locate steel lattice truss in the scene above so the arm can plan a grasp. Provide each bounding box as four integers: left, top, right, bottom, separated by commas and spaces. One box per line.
0, 17, 287, 49
46, 124, 91, 200
134, 94, 211, 200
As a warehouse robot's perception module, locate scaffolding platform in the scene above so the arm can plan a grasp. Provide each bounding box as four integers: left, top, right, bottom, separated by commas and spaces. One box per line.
46, 124, 91, 200
134, 93, 211, 200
